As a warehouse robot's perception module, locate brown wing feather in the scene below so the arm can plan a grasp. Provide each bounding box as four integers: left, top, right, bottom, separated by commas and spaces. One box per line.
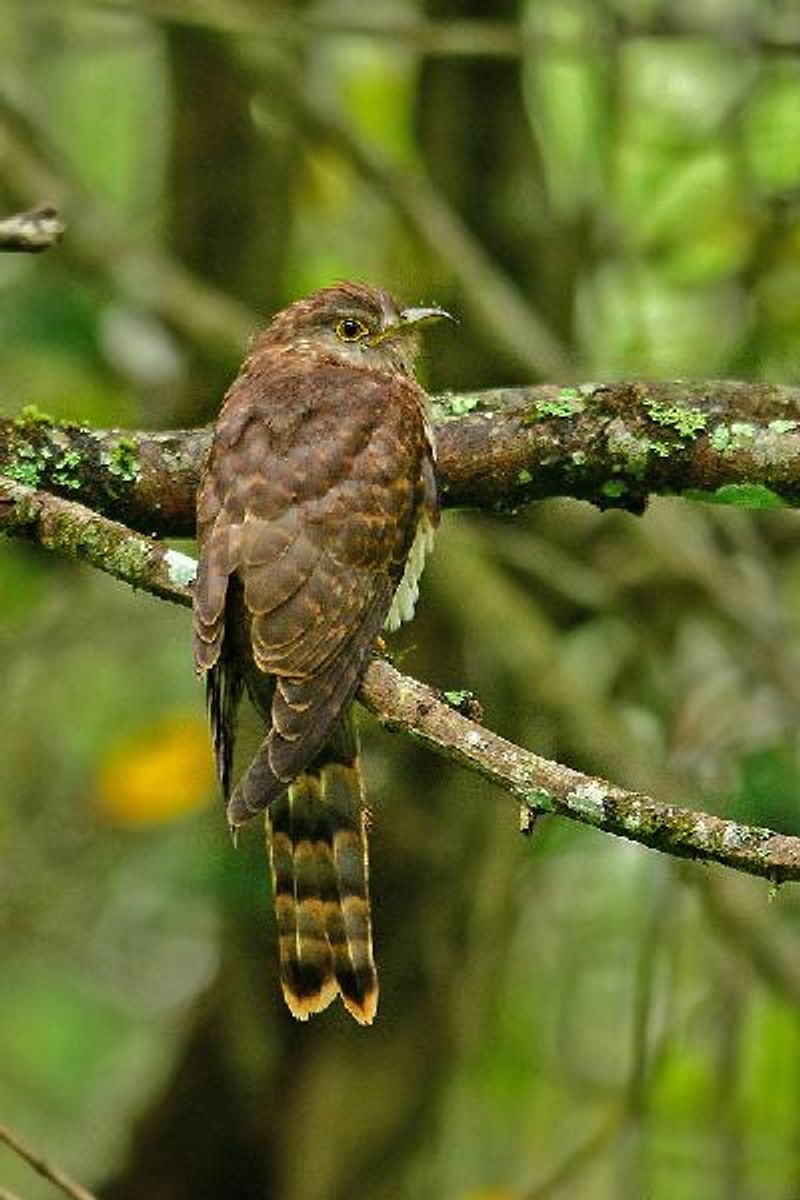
193, 464, 244, 798
194, 355, 435, 823
268, 583, 391, 769
193, 471, 228, 671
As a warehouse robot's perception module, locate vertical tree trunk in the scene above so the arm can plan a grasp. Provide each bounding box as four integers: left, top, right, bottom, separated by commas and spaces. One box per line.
416, 0, 557, 387
163, 19, 298, 421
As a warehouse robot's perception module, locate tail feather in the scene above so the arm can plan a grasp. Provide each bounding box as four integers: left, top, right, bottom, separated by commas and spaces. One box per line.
322, 761, 378, 1024
265, 735, 378, 1024
268, 773, 338, 1020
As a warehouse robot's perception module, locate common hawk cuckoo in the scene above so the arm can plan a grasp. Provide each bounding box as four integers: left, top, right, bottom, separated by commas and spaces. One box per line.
193, 283, 451, 1023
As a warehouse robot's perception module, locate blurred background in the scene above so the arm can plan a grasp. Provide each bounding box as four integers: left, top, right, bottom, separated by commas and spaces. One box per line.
2, 2, 800, 1198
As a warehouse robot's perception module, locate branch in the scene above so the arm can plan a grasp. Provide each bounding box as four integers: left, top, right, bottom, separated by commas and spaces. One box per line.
0, 1121, 99, 1200
3, 478, 799, 884
0, 205, 64, 252
97, 3, 800, 59
3, 381, 800, 537
361, 661, 800, 883
93, 4, 534, 57
0, 476, 198, 601
0, 81, 563, 378
521, 1108, 626, 1199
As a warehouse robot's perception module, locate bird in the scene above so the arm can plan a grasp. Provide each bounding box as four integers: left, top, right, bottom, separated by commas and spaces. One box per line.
192, 282, 452, 1024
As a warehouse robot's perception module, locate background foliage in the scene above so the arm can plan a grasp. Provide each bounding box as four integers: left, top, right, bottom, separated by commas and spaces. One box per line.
3, 2, 800, 1197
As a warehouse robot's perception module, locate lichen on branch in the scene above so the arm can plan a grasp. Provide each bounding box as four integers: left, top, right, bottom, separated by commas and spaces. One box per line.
433, 379, 800, 515
0, 476, 197, 602
0, 407, 209, 536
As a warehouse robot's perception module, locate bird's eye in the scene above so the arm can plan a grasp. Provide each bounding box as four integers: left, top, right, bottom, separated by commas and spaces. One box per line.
336, 317, 369, 342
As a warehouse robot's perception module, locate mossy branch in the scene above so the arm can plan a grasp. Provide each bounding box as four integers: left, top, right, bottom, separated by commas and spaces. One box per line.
3, 381, 800, 536
0, 476, 198, 600
362, 663, 800, 884
3, 476, 799, 884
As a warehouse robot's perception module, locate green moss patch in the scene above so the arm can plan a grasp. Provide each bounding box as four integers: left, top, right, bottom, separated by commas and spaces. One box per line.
643, 397, 707, 440
523, 388, 586, 425
51, 449, 83, 491
104, 436, 141, 483
4, 440, 50, 488
683, 483, 788, 509
431, 393, 483, 422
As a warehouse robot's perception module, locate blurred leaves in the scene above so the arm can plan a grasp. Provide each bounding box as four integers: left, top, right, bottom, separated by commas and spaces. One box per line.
744, 62, 800, 193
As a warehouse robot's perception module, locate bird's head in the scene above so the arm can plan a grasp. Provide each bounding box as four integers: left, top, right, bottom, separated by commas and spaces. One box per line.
262, 282, 455, 377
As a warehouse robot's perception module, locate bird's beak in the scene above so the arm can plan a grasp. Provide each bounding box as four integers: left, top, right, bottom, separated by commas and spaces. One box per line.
369, 305, 456, 345
399, 305, 456, 329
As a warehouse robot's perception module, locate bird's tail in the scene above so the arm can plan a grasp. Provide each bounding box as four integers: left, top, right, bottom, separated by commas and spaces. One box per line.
266, 718, 378, 1025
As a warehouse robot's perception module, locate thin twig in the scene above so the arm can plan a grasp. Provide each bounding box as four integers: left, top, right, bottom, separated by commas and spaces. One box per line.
521, 1108, 626, 1199
685, 866, 800, 1004
100, 1, 533, 56
0, 1122, 99, 1200
0, 79, 566, 376
0, 206, 64, 252
519, 990, 703, 1199
2, 477, 799, 884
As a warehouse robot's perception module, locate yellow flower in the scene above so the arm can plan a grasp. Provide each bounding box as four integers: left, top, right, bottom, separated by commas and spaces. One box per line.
95, 713, 215, 826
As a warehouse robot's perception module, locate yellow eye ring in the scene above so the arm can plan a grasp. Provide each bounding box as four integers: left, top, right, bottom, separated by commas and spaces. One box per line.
336, 317, 370, 343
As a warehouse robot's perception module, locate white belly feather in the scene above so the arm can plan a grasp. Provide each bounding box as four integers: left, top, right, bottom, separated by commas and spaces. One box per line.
385, 513, 436, 633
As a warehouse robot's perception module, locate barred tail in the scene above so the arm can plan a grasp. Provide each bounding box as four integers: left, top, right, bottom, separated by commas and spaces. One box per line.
266, 724, 378, 1025
321, 757, 378, 1024
267, 772, 338, 1020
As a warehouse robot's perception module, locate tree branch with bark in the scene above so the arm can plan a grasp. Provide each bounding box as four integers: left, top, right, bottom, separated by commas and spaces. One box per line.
2, 380, 800, 536
3, 385, 800, 885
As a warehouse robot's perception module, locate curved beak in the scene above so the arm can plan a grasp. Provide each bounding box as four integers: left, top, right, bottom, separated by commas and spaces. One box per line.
369, 304, 456, 345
